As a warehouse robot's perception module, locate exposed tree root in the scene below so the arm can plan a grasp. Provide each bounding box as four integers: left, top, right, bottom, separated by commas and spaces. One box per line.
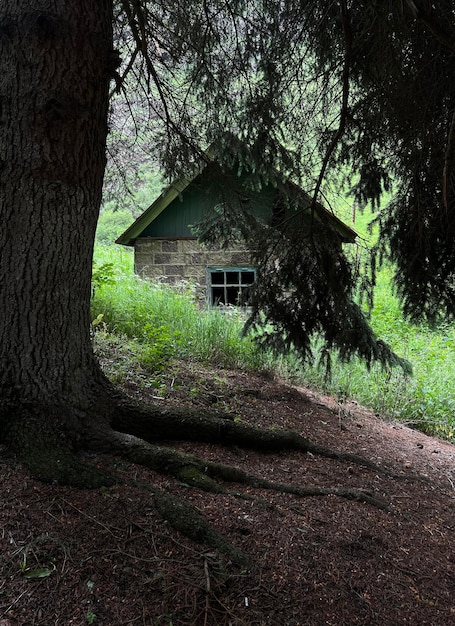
93, 428, 390, 512
113, 400, 403, 479
81, 424, 392, 564
153, 488, 250, 566
2, 398, 398, 565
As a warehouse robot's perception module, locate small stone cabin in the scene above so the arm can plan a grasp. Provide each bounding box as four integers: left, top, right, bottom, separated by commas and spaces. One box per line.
116, 159, 356, 305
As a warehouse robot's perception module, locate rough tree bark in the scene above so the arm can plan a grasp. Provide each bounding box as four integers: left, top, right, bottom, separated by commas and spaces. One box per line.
0, 0, 116, 482
0, 0, 398, 563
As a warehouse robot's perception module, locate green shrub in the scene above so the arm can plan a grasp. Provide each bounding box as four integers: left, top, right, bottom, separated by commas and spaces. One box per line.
92, 262, 116, 292
95, 207, 134, 244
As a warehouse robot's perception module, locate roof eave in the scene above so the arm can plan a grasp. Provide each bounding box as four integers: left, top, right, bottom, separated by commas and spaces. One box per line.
115, 154, 357, 245
115, 166, 205, 246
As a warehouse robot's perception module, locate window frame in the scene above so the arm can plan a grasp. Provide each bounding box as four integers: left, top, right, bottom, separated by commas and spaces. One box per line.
207, 266, 256, 307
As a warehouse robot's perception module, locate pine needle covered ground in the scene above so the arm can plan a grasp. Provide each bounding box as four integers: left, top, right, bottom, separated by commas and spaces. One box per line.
1, 357, 454, 625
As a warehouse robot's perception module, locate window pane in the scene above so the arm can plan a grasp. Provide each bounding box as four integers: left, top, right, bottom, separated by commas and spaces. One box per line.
226, 286, 240, 304
226, 271, 239, 284
212, 286, 225, 304
241, 271, 255, 285
210, 271, 224, 285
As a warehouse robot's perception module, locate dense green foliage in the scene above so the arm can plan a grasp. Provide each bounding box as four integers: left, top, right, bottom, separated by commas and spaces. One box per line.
92, 245, 455, 441
97, 168, 163, 244
301, 265, 455, 441
96, 207, 134, 245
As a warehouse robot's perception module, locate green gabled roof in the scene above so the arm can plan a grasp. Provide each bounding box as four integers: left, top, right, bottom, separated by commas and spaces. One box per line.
115, 165, 205, 246
276, 178, 357, 243
116, 159, 357, 246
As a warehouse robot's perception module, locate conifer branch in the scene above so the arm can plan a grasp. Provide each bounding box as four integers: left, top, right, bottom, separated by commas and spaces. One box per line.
311, 0, 352, 213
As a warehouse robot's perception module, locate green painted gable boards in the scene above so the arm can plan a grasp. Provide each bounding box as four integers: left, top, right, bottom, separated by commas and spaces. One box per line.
116, 162, 356, 246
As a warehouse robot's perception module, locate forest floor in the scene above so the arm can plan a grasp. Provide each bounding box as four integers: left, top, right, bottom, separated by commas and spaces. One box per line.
1, 359, 455, 625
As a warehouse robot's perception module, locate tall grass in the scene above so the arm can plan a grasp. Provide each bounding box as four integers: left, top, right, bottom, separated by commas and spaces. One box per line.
92, 244, 277, 373
92, 245, 455, 441
298, 266, 455, 440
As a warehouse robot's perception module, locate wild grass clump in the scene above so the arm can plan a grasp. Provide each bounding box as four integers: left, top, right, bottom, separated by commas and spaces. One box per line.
296, 266, 455, 441
92, 245, 276, 374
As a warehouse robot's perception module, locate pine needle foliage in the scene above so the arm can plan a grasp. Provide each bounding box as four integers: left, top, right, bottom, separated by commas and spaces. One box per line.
307, 1, 455, 324
111, 0, 455, 370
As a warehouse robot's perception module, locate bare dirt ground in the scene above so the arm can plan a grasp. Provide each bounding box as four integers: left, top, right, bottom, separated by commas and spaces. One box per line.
1, 360, 455, 625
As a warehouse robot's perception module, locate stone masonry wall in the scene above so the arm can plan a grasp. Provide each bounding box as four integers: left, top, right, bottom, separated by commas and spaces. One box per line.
134, 238, 253, 301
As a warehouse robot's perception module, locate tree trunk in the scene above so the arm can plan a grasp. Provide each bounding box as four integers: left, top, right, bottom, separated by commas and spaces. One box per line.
0, 0, 397, 517
0, 0, 114, 473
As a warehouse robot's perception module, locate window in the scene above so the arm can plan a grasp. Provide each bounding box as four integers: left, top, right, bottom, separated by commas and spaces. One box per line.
207, 267, 256, 306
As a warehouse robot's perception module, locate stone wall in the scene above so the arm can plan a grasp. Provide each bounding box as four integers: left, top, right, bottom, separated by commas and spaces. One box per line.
134, 238, 253, 301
